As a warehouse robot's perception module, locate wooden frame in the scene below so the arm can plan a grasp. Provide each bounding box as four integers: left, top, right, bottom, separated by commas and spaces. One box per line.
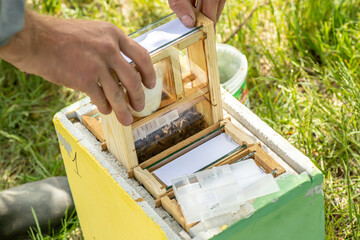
101, 12, 223, 172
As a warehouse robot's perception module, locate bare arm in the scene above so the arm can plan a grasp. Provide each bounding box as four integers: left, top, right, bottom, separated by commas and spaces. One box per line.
0, 10, 155, 126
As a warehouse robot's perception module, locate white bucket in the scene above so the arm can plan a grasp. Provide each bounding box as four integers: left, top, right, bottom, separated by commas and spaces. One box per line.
216, 43, 249, 106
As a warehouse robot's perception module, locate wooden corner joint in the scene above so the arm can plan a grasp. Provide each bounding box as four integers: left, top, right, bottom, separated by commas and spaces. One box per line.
134, 166, 167, 199
160, 196, 196, 232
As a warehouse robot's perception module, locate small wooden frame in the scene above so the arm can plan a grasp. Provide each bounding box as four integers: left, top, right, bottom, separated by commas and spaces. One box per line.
101, 12, 223, 173
134, 120, 284, 195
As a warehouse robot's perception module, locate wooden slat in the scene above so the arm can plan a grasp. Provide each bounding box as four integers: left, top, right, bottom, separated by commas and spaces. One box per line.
163, 57, 177, 100
223, 120, 255, 146
196, 12, 223, 124
168, 48, 185, 99
133, 166, 166, 199
253, 145, 286, 177
101, 112, 138, 171
82, 115, 105, 143
212, 144, 258, 168
176, 30, 204, 50
211, 143, 286, 177
187, 40, 207, 75
146, 127, 222, 173
160, 196, 197, 232
132, 87, 208, 129
186, 32, 213, 126
151, 31, 204, 64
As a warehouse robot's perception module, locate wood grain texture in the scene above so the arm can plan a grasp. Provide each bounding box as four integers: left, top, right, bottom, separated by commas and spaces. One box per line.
82, 115, 105, 143
168, 48, 185, 99
212, 144, 259, 168
187, 40, 207, 76
101, 112, 138, 171
195, 12, 223, 124
160, 196, 196, 232
223, 120, 255, 146
186, 34, 214, 125
253, 145, 286, 177
134, 166, 166, 199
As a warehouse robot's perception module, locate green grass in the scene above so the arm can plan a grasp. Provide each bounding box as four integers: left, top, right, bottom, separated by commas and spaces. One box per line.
0, 0, 359, 239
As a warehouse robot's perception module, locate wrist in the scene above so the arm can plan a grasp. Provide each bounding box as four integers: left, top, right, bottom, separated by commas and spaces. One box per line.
0, 10, 45, 71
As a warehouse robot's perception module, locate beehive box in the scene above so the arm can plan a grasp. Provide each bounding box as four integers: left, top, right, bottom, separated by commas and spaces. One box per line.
53, 13, 325, 240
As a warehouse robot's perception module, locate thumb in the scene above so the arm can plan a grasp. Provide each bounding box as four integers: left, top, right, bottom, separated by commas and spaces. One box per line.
168, 0, 196, 27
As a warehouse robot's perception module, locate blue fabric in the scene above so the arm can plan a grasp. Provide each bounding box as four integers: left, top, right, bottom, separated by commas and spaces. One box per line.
0, 0, 25, 46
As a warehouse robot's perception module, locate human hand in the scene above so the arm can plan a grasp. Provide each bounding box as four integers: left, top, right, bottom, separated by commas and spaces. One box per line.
0, 10, 155, 126
168, 0, 226, 27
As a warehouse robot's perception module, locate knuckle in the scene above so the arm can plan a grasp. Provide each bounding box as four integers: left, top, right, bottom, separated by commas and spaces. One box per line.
112, 88, 124, 103
88, 64, 100, 76
168, 0, 182, 10
105, 22, 119, 35
100, 39, 117, 55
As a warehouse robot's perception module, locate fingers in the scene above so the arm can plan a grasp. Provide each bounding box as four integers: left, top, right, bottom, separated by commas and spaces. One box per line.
199, 0, 220, 25
168, 0, 196, 27
99, 70, 134, 126
216, 0, 226, 23
109, 50, 146, 113
119, 37, 156, 90
86, 83, 111, 115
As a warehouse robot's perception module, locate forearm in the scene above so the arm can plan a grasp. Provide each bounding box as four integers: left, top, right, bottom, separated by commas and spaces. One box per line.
0, 10, 43, 72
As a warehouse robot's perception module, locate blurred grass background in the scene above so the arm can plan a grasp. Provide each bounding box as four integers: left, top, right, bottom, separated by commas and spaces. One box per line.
0, 0, 359, 239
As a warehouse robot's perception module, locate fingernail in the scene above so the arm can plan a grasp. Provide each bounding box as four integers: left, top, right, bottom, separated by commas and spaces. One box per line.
181, 15, 194, 27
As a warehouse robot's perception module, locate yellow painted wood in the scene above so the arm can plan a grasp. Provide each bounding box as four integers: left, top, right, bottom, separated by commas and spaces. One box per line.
53, 117, 167, 240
